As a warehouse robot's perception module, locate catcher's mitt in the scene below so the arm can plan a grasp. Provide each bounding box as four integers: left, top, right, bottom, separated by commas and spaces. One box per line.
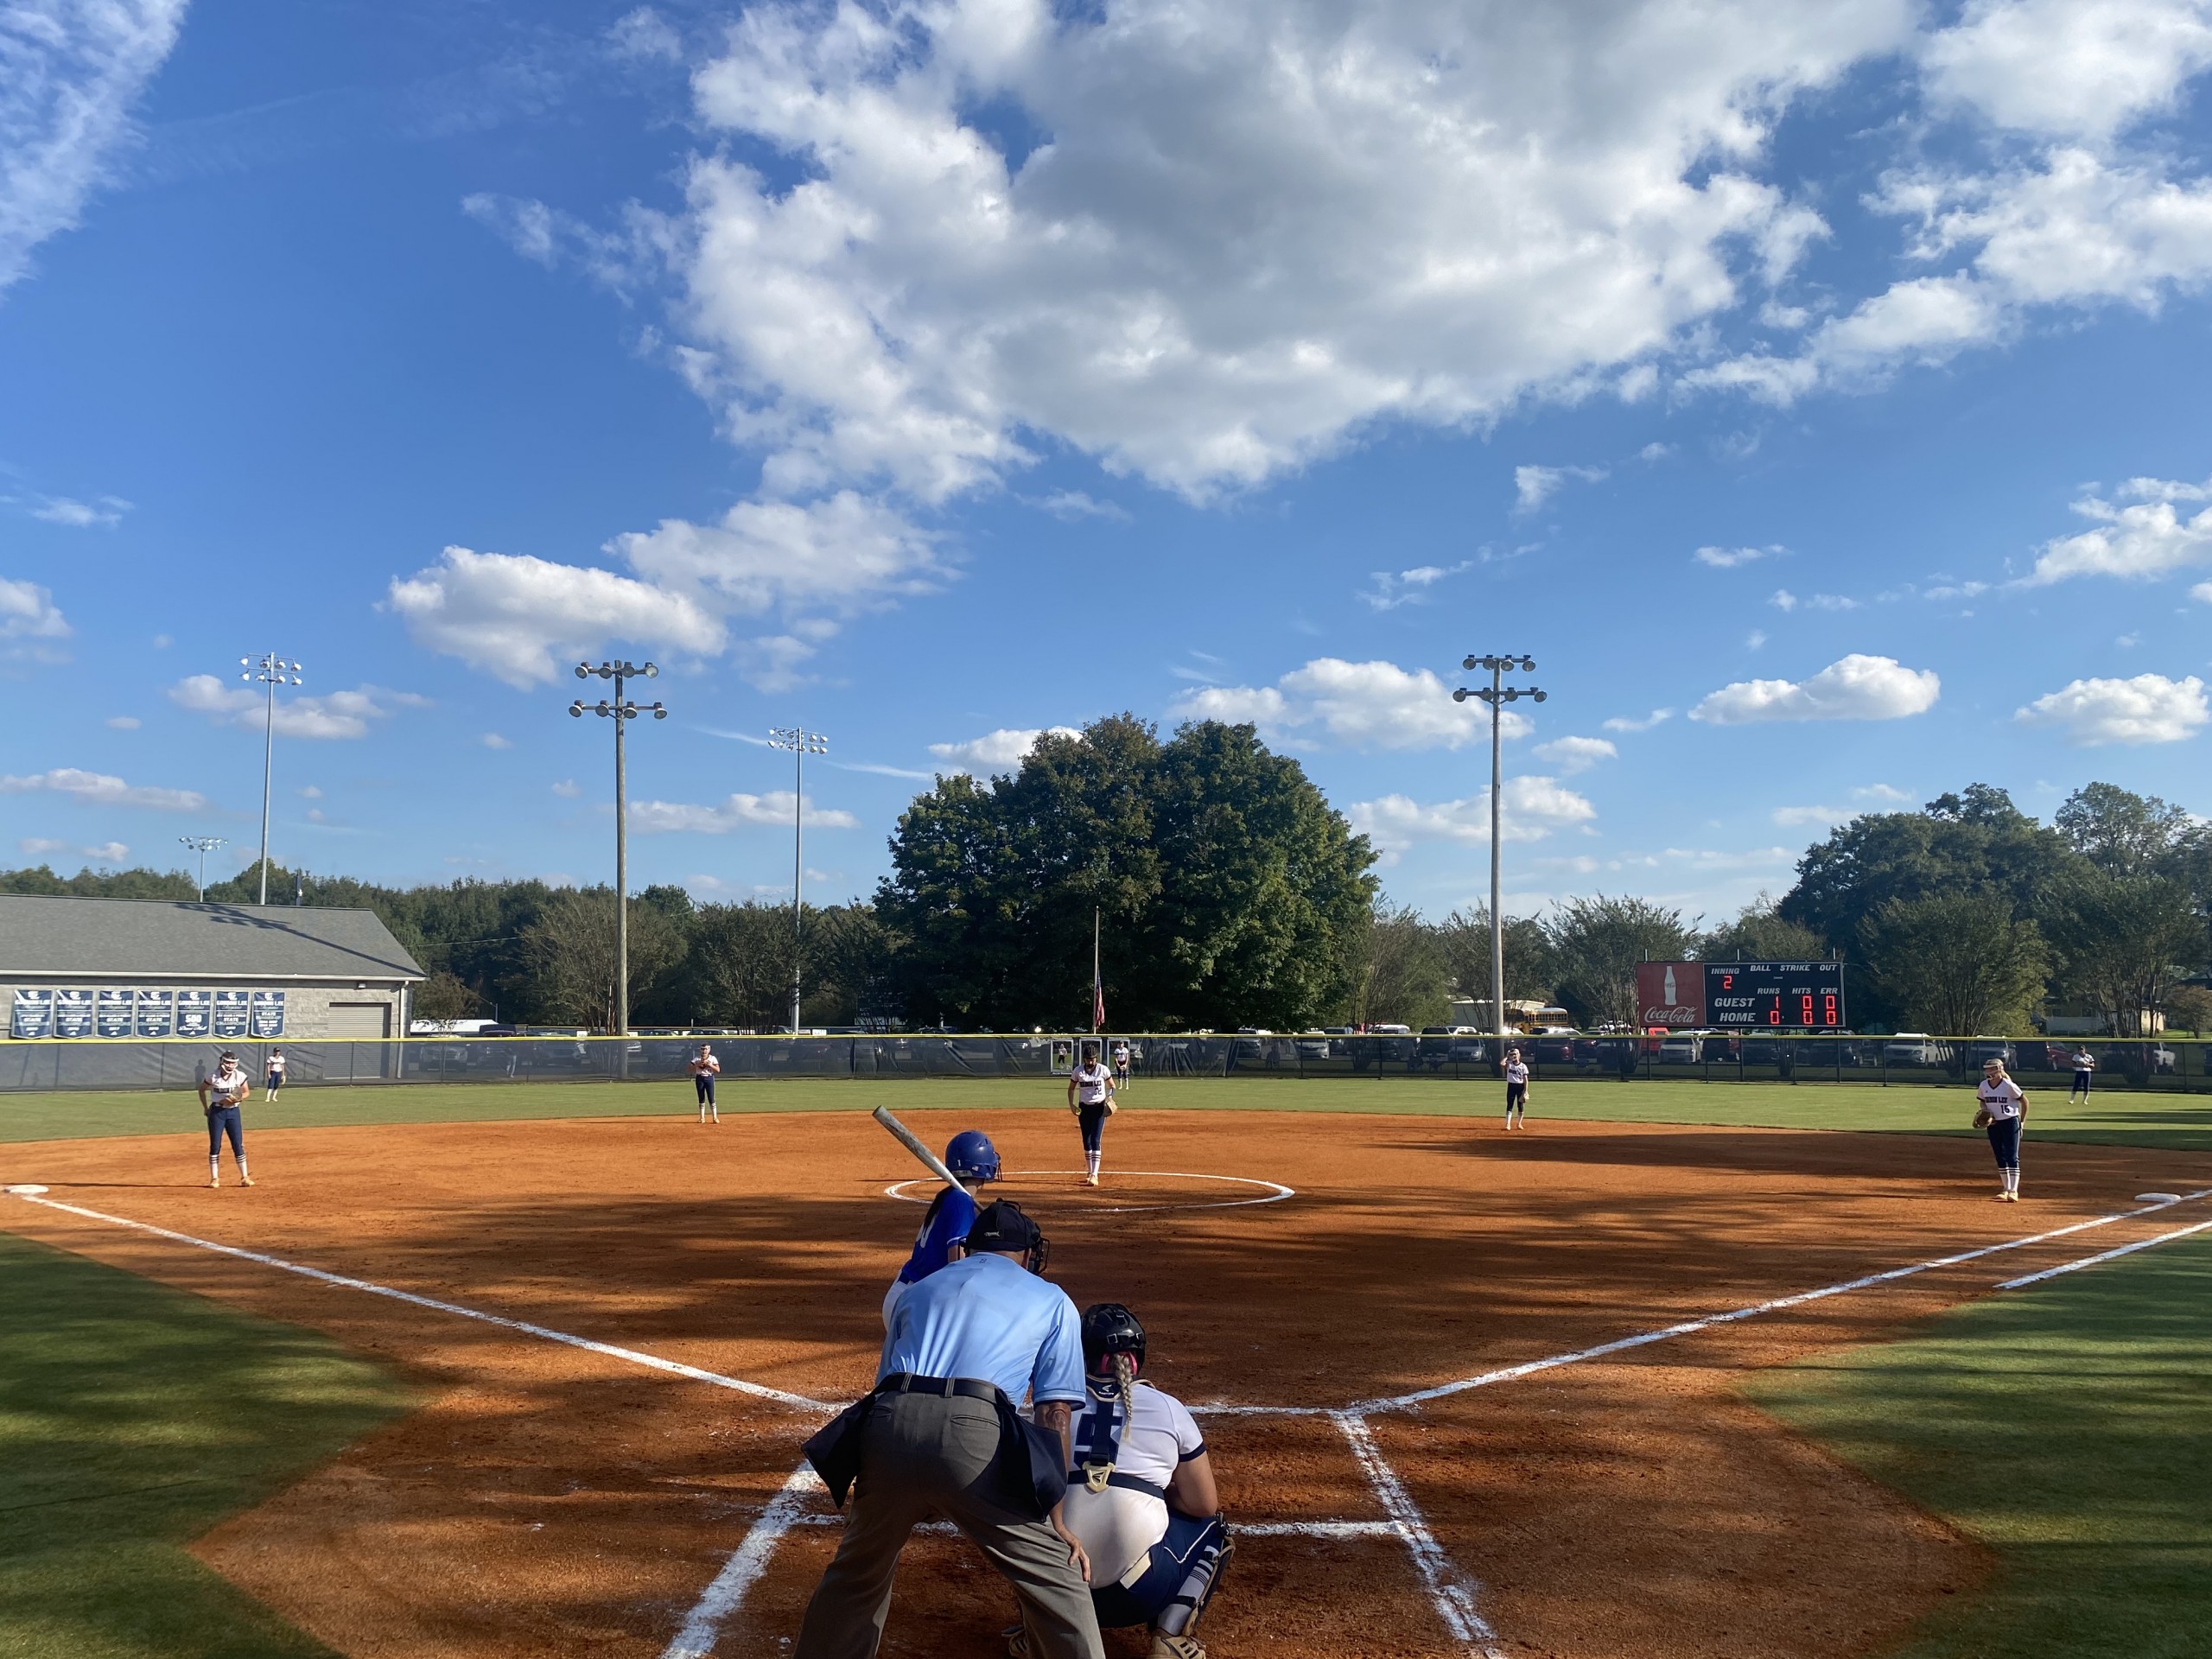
1973, 1107, 1993, 1129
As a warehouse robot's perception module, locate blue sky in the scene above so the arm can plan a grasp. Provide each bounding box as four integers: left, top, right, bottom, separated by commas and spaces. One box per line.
8, 0, 2212, 925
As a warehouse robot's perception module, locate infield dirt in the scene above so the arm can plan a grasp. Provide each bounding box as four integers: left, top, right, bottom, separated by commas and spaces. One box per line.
5, 1107, 2209, 1659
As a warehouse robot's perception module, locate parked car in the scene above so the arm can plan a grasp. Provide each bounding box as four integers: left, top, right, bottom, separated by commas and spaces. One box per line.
1884, 1033, 1941, 1065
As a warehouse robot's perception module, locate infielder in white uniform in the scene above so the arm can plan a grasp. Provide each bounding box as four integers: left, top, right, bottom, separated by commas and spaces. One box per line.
1067, 1043, 1117, 1186
1503, 1046, 1530, 1130
1009, 1303, 1228, 1659
1975, 1058, 2028, 1202
690, 1043, 722, 1123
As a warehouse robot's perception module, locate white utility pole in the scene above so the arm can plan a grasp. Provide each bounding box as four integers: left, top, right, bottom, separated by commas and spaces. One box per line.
1453, 655, 1545, 1041
570, 660, 667, 1034
766, 726, 829, 1033
240, 654, 302, 904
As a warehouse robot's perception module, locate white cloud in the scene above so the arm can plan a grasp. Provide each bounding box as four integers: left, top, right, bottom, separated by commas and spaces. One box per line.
2014, 672, 2209, 744
552, 779, 582, 798
1853, 782, 1915, 802
927, 727, 1081, 773
481, 732, 513, 749
297, 785, 321, 799
16, 836, 127, 861
1920, 0, 2212, 141
0, 767, 204, 811
1690, 654, 1942, 723
1028, 490, 1129, 522
1362, 562, 1471, 612
613, 0, 1908, 509
166, 676, 426, 741
1532, 735, 1618, 774
386, 545, 726, 689
1770, 588, 1857, 612
1514, 464, 1608, 514
629, 791, 859, 833
1173, 658, 1527, 752
0, 0, 188, 294
0, 575, 68, 644
1772, 804, 1852, 826
1695, 543, 1785, 568
607, 5, 683, 63
1745, 629, 1768, 649
105, 715, 138, 730
26, 493, 128, 527
1603, 709, 1675, 733
2025, 475, 2212, 582
607, 493, 945, 689
1350, 778, 1598, 862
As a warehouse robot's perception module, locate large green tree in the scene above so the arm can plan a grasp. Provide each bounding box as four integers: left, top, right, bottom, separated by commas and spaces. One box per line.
1859, 892, 2050, 1035
2044, 871, 2205, 1037
1547, 895, 1699, 1028
1435, 907, 1557, 1012
1700, 895, 1827, 963
875, 715, 1375, 1029
1354, 902, 1452, 1027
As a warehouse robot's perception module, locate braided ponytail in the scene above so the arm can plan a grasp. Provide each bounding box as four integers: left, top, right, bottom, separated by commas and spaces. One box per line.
1112, 1348, 1137, 1404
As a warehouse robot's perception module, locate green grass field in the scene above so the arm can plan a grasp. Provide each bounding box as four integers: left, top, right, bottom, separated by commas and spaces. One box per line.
3, 1072, 2209, 1151
1749, 1233, 2212, 1658
0, 1230, 415, 1659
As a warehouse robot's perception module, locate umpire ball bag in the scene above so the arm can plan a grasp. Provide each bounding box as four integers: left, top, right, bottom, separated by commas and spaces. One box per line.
803, 1386, 1070, 1520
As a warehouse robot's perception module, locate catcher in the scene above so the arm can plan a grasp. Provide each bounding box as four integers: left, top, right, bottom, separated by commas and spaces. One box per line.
1011, 1303, 1230, 1659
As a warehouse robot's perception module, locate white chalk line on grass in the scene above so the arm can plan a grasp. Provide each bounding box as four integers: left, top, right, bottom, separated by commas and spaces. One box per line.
1352, 1187, 2212, 1414
884, 1171, 1295, 1215
4, 1193, 836, 1414
1999, 1215, 2212, 1288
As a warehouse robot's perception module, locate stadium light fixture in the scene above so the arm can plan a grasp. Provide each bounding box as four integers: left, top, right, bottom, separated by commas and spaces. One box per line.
566, 660, 668, 1037
240, 654, 302, 906
179, 835, 226, 901
1453, 653, 1548, 1043
766, 726, 830, 1033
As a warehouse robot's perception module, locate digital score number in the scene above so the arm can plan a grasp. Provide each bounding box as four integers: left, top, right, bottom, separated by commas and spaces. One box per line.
1702, 961, 1846, 1029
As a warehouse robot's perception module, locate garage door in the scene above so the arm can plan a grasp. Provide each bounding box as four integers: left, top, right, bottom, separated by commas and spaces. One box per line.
327, 1002, 390, 1039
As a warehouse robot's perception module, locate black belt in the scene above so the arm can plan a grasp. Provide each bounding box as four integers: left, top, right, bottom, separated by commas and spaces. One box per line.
876, 1373, 1005, 1404
1072, 1467, 1166, 1500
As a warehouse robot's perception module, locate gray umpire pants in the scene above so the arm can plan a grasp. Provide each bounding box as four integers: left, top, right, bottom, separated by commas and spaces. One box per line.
793, 1389, 1104, 1659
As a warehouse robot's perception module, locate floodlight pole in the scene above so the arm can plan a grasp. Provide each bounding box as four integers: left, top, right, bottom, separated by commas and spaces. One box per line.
179, 836, 226, 902
241, 653, 302, 904
1454, 655, 1546, 1041
767, 726, 830, 1033
570, 660, 668, 1035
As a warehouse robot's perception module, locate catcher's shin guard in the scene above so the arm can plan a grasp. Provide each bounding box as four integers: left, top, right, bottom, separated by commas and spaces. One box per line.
1155, 1518, 1233, 1637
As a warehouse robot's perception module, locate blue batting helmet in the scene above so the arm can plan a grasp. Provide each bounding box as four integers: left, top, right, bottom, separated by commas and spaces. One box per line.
944, 1130, 1001, 1184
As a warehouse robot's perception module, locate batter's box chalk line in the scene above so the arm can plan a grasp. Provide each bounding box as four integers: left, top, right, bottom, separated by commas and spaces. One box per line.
8, 1185, 2208, 1658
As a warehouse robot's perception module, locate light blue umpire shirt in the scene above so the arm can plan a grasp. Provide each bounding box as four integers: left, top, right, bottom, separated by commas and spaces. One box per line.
879, 1251, 1087, 1405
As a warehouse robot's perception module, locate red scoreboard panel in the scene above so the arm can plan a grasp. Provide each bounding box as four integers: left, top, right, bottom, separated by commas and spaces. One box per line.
1703, 961, 1846, 1029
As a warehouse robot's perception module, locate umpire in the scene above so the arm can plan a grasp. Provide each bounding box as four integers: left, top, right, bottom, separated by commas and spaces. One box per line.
797, 1200, 1103, 1659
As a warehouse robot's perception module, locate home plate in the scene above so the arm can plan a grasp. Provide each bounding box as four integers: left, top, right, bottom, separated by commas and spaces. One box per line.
3, 1184, 49, 1196
2137, 1192, 2183, 1203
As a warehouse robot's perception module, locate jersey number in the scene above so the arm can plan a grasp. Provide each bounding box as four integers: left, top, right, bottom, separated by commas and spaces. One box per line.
1073, 1405, 1122, 1465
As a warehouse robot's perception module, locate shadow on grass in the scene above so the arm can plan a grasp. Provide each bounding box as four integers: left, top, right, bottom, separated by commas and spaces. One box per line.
0, 1230, 416, 1659
1745, 1235, 2212, 1659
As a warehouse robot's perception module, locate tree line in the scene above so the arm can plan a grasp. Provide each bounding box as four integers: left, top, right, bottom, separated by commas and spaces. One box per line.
6, 727, 2208, 1035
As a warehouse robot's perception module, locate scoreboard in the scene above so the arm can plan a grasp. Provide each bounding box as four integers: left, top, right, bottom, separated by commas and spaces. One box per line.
1704, 961, 1846, 1029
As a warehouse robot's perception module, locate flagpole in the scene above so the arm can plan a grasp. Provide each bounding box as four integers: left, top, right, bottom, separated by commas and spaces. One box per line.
1091, 909, 1102, 1035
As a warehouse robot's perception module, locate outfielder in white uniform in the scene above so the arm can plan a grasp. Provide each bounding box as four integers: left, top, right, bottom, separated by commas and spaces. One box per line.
1011, 1303, 1228, 1659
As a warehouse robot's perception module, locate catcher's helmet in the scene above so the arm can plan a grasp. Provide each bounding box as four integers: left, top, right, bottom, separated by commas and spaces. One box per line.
965, 1199, 1049, 1273
1081, 1302, 1147, 1376
944, 1130, 1000, 1184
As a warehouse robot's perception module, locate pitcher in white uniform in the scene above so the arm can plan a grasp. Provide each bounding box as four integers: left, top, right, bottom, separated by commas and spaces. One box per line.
1066, 1042, 1117, 1187
1975, 1058, 2029, 1202
1009, 1303, 1229, 1659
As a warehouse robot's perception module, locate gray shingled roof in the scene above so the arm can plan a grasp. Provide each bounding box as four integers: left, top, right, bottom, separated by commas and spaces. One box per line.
0, 896, 424, 981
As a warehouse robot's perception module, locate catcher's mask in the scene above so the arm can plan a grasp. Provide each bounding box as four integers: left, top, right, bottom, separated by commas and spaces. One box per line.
1081, 1302, 1147, 1382
965, 1199, 1050, 1274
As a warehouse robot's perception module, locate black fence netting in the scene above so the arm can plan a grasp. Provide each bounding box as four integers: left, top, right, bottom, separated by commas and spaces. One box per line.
0, 1032, 2205, 1093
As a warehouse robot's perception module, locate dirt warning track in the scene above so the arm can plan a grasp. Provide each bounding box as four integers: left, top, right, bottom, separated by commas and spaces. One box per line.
5, 1108, 2209, 1658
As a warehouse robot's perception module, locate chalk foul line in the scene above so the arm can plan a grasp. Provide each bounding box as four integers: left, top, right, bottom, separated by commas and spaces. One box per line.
5, 1192, 835, 1415
1999, 1214, 2212, 1288
1352, 1186, 2212, 1414
1332, 1411, 1501, 1657
663, 1464, 824, 1659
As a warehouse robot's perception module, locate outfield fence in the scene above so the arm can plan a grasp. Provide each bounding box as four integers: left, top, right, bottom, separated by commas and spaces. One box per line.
0, 1032, 2205, 1092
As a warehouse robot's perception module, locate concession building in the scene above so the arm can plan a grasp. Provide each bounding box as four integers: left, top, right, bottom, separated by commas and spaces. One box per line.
0, 895, 423, 1043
